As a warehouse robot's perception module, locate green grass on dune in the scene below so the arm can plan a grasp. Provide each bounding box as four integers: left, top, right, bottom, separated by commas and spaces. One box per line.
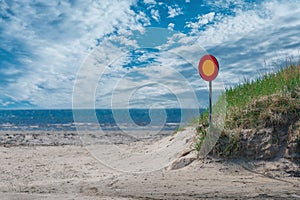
225, 63, 300, 130
195, 62, 300, 157
226, 63, 300, 115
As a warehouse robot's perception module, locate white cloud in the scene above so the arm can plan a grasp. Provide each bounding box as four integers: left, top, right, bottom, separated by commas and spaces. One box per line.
196, 1, 300, 47
167, 5, 183, 18
135, 11, 151, 26
185, 12, 215, 34
144, 0, 156, 4
199, 12, 215, 25
0, 67, 21, 76
205, 0, 246, 10
196, 10, 269, 46
150, 9, 160, 22
168, 23, 175, 30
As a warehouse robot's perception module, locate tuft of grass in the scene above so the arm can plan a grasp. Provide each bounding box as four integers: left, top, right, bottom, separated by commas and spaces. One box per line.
193, 110, 209, 153
194, 124, 207, 152
213, 131, 240, 158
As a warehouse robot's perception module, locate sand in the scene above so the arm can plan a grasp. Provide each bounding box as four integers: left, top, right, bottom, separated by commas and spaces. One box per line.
0, 127, 299, 199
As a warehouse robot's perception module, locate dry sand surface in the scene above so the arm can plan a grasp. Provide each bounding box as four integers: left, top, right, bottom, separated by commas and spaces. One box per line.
0, 127, 299, 199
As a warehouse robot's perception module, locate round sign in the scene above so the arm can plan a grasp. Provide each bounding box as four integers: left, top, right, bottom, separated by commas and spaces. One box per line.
198, 54, 219, 81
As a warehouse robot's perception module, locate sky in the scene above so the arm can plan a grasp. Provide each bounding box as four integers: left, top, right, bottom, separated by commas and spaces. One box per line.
1, 0, 300, 109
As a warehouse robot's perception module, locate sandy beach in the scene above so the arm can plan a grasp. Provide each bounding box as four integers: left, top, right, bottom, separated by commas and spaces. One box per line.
0, 128, 299, 200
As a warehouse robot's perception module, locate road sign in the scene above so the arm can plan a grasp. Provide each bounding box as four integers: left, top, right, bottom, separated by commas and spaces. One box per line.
198, 54, 219, 129
198, 54, 219, 82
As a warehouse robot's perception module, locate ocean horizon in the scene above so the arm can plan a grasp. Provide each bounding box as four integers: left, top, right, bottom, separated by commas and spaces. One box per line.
0, 108, 203, 132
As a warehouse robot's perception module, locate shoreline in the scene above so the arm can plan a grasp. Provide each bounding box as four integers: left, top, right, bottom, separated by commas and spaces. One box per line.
0, 130, 172, 146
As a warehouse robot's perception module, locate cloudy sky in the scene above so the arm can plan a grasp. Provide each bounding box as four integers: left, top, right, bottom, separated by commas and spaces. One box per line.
1, 0, 300, 109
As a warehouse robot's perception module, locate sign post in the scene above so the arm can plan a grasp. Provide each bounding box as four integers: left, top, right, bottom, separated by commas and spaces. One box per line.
198, 54, 219, 129
209, 81, 212, 127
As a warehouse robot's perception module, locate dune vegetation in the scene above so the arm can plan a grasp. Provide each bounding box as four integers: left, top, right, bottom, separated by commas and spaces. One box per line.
195, 61, 300, 162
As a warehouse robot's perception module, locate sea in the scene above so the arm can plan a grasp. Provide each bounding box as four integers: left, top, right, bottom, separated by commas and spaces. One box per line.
0, 109, 202, 132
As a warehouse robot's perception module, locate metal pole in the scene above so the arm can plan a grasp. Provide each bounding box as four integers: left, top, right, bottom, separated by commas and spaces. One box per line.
209, 81, 212, 129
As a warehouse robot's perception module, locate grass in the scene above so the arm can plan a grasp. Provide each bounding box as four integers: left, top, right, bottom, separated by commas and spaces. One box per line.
194, 61, 300, 158
194, 124, 207, 152
225, 63, 300, 130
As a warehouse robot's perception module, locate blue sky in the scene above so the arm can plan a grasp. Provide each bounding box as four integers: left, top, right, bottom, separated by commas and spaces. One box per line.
1, 0, 300, 109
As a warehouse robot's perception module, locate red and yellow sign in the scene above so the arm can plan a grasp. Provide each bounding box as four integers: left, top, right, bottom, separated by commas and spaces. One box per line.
198, 54, 219, 81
